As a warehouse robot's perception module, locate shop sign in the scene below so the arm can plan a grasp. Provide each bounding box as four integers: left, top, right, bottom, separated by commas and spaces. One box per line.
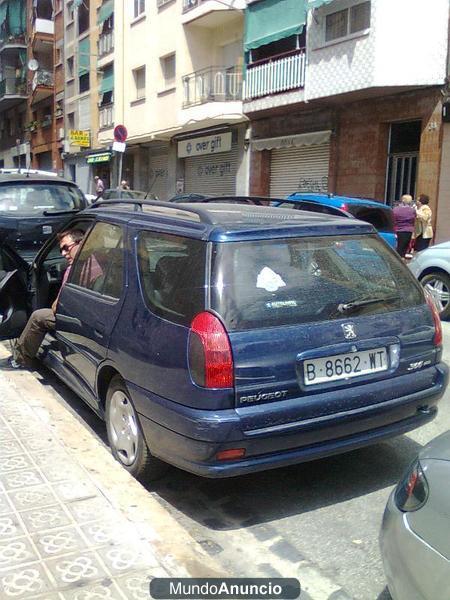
86, 152, 112, 164
178, 132, 232, 158
69, 129, 91, 147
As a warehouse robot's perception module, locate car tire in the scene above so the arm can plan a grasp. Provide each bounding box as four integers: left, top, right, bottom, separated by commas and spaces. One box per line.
105, 375, 168, 481
420, 271, 450, 320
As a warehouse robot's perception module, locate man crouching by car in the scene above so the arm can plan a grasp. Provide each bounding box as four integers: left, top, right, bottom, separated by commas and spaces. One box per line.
3, 228, 85, 370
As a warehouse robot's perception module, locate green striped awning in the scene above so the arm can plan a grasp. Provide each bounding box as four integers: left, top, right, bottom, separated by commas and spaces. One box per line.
308, 0, 336, 9
78, 37, 90, 76
244, 0, 306, 52
97, 0, 114, 25
100, 64, 114, 93
0, 3, 7, 26
8, 0, 25, 35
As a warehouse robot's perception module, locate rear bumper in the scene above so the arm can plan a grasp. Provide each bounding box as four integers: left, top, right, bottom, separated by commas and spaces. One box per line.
130, 363, 448, 478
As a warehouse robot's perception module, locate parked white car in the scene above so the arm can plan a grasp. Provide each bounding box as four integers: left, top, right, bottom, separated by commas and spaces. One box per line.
408, 241, 450, 319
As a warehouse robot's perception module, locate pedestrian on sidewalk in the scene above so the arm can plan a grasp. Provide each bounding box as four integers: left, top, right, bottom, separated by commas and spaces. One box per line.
414, 194, 433, 252
94, 175, 105, 198
3, 228, 85, 369
393, 194, 416, 258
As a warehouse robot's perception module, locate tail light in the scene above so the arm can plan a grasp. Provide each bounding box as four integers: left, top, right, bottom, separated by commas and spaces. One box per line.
394, 460, 429, 512
425, 292, 443, 346
340, 203, 348, 212
189, 312, 234, 388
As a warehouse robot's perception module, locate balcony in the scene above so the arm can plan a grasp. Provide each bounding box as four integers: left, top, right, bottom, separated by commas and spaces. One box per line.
0, 32, 26, 53
181, 0, 246, 27
244, 49, 306, 101
31, 69, 54, 104
183, 66, 242, 108
32, 17, 54, 54
0, 77, 27, 109
98, 30, 114, 57
99, 103, 114, 129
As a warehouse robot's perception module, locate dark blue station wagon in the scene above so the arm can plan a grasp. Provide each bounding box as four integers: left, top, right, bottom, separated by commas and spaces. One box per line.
0, 200, 447, 480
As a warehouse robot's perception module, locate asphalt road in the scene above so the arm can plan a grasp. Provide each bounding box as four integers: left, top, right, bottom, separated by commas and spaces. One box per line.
26, 322, 450, 600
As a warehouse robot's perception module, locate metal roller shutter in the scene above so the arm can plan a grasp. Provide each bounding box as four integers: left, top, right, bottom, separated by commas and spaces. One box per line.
149, 154, 168, 200
184, 142, 239, 196
270, 143, 330, 198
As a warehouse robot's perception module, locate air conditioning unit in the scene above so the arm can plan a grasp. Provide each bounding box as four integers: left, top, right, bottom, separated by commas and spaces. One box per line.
58, 127, 64, 140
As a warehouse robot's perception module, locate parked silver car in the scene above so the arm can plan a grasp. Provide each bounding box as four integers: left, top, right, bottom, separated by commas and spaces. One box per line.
380, 430, 450, 600
408, 241, 450, 319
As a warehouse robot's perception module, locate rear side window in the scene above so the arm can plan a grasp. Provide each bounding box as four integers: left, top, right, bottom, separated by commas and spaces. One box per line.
137, 232, 206, 325
211, 235, 423, 331
0, 183, 85, 216
346, 205, 395, 232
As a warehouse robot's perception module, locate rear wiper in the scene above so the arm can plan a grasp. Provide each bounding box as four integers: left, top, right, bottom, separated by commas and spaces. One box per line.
42, 209, 80, 216
337, 295, 401, 314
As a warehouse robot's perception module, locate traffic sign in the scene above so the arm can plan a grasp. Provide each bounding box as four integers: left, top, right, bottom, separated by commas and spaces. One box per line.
113, 124, 128, 143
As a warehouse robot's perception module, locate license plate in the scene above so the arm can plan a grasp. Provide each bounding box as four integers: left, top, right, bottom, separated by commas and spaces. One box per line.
303, 347, 388, 386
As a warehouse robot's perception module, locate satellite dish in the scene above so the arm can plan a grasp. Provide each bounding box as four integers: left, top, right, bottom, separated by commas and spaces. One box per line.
27, 59, 39, 72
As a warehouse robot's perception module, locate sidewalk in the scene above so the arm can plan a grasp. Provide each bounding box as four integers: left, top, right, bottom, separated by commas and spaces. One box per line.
0, 348, 223, 599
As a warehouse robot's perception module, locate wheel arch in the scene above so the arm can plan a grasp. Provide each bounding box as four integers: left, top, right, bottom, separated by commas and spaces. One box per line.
96, 364, 122, 413
418, 266, 450, 280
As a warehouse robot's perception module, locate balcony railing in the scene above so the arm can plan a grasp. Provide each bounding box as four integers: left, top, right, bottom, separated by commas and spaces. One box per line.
32, 69, 54, 91
0, 77, 27, 98
99, 103, 114, 129
0, 32, 26, 51
244, 49, 306, 101
182, 66, 242, 108
98, 30, 114, 57
182, 0, 200, 11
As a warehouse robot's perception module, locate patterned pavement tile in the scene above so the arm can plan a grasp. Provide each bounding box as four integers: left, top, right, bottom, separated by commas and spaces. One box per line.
0, 439, 24, 458
8, 485, 58, 512
60, 580, 124, 600
96, 544, 159, 575
0, 515, 27, 540
1, 469, 45, 491
0, 493, 14, 515
20, 506, 72, 534
115, 572, 156, 600
33, 526, 88, 559
45, 551, 108, 588
53, 480, 99, 503
20, 436, 61, 454
0, 563, 55, 599
79, 520, 139, 548
0, 455, 35, 475
38, 463, 86, 484
0, 538, 39, 570
66, 498, 116, 524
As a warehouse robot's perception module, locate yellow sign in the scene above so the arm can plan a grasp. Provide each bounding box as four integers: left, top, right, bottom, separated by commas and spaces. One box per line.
69, 129, 90, 147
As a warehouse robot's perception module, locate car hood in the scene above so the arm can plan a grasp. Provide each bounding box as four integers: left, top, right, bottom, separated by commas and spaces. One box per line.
419, 430, 450, 462
424, 241, 450, 251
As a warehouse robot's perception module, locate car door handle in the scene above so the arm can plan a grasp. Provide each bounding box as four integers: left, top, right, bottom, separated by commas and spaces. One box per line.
94, 322, 105, 338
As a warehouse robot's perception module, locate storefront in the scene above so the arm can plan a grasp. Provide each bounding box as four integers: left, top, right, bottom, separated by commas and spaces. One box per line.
148, 152, 168, 200
251, 130, 331, 197
178, 128, 244, 196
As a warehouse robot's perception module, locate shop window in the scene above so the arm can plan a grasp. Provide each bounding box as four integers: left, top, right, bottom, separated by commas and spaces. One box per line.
160, 54, 175, 89
325, 1, 370, 43
133, 66, 146, 100
134, 0, 145, 18
79, 72, 90, 93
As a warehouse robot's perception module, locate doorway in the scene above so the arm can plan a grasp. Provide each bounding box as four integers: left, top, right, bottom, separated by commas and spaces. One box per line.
385, 120, 421, 205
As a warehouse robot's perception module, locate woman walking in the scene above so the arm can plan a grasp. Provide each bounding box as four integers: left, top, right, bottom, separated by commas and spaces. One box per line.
393, 194, 416, 258
414, 194, 433, 252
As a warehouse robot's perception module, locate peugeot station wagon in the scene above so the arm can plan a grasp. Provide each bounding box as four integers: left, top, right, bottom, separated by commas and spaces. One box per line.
0, 200, 447, 480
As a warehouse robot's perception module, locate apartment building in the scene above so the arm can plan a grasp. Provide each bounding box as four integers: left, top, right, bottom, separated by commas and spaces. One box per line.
244, 0, 450, 240
97, 0, 248, 199
0, 0, 28, 168
63, 0, 108, 193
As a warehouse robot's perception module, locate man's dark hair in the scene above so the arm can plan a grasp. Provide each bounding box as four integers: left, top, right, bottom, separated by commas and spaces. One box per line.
57, 228, 85, 243
419, 194, 430, 205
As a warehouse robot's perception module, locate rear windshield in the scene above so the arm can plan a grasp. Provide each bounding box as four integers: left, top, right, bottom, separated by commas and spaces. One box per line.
210, 234, 423, 331
137, 231, 206, 325
345, 205, 395, 232
0, 183, 84, 216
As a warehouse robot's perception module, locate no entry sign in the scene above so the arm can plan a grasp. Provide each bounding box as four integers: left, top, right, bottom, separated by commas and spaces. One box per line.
113, 124, 128, 143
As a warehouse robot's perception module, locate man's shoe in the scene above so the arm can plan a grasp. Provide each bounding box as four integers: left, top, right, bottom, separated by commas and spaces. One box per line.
0, 356, 26, 370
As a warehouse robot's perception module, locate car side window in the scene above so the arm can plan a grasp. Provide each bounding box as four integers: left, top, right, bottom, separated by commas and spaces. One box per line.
70, 222, 124, 299
137, 231, 206, 325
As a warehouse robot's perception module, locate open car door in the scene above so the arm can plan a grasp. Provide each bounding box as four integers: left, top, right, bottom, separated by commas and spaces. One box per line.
0, 243, 30, 340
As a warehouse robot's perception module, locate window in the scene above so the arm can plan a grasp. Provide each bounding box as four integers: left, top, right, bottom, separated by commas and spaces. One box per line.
70, 222, 124, 298
79, 72, 90, 93
133, 66, 146, 100
67, 112, 75, 129
325, 1, 370, 42
66, 56, 74, 79
66, 1, 74, 22
161, 54, 175, 89
78, 0, 90, 35
138, 232, 206, 325
134, 0, 145, 18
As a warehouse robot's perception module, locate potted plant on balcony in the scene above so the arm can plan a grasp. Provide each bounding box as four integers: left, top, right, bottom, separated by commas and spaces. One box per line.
25, 120, 40, 133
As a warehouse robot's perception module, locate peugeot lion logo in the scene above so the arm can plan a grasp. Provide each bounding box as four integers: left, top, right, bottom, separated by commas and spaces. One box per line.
342, 323, 357, 339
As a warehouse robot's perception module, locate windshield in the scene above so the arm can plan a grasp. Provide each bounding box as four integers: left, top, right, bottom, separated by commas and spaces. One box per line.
0, 183, 85, 216
210, 234, 423, 331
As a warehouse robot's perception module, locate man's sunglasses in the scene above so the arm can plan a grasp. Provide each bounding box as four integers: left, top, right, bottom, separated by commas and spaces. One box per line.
60, 241, 80, 254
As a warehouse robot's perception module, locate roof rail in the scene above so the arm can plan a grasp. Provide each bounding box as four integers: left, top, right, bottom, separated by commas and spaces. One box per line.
89, 198, 220, 224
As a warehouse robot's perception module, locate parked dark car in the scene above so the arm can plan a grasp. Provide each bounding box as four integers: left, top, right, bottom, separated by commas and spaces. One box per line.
0, 173, 87, 261
274, 193, 397, 249
101, 189, 158, 200
0, 199, 446, 481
